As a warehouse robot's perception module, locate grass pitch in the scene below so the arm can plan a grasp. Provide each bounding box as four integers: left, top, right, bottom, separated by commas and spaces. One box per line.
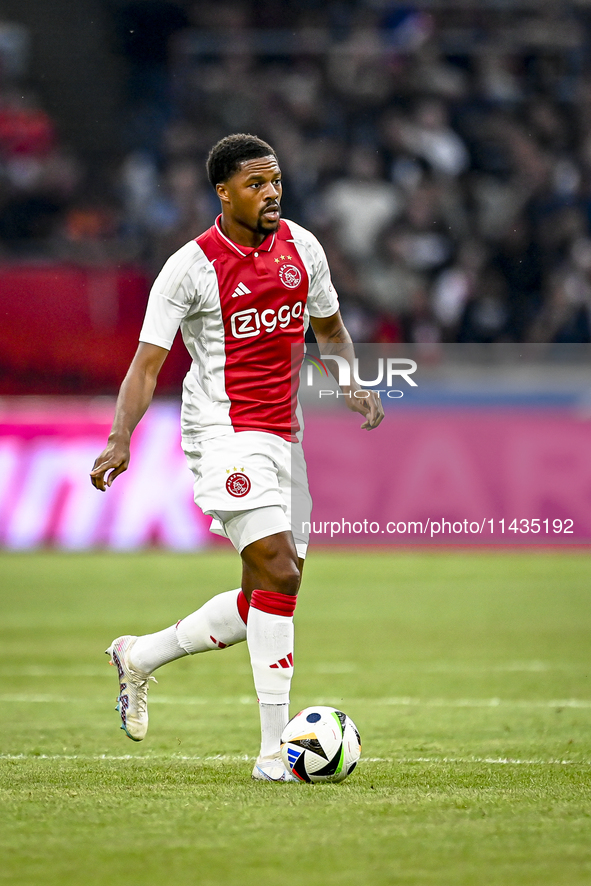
1, 549, 590, 886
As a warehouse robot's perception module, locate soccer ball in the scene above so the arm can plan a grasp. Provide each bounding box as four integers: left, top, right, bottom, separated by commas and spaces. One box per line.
280, 706, 361, 783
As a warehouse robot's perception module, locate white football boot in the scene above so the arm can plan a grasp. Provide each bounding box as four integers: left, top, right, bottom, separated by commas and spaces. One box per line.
252, 753, 297, 782
106, 635, 156, 741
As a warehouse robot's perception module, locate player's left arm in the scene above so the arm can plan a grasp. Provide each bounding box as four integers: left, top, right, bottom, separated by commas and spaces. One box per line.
310, 310, 384, 430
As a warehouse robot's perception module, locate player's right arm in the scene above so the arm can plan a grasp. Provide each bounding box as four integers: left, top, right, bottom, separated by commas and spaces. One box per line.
90, 342, 169, 491
90, 240, 203, 490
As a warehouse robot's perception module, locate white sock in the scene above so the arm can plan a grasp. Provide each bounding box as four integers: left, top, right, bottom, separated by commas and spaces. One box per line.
129, 625, 186, 673
176, 588, 248, 653
259, 703, 290, 758
247, 590, 297, 757
128, 588, 248, 673
247, 588, 296, 705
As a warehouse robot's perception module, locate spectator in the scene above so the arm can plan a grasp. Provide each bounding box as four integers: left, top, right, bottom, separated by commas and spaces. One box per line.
320, 145, 401, 260
5, 0, 591, 348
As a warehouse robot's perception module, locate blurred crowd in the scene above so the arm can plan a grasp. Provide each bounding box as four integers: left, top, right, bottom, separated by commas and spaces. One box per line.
3, 1, 591, 344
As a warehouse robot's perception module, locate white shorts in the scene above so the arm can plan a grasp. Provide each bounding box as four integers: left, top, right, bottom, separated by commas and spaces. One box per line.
183, 431, 312, 558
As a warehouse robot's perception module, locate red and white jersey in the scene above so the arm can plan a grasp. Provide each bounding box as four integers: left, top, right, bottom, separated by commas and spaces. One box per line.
139, 217, 339, 444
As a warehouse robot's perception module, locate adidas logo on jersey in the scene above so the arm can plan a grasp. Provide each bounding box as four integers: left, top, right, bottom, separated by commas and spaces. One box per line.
231, 282, 252, 298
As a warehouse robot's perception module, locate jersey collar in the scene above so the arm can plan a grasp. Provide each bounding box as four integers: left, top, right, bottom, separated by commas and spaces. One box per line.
214, 215, 277, 257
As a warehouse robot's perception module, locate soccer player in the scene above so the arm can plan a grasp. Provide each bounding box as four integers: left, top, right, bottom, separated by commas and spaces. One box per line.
90, 133, 383, 781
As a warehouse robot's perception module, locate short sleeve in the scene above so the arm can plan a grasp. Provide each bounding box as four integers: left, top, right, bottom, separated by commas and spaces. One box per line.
139, 240, 202, 350
307, 244, 340, 318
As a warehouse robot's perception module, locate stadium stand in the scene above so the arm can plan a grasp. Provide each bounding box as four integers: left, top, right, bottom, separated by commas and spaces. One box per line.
1, 1, 591, 395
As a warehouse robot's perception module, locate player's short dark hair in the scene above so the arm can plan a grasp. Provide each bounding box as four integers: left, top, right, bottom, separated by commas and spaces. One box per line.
206, 133, 277, 188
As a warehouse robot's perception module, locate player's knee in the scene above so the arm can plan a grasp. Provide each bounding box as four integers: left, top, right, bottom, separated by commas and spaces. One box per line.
257, 552, 301, 596
241, 531, 301, 596
272, 563, 301, 597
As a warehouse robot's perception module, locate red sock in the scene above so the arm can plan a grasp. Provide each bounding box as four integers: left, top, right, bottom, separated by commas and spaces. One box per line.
237, 589, 250, 625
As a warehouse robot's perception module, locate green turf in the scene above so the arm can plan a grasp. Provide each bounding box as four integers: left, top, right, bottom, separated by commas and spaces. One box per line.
1, 550, 590, 885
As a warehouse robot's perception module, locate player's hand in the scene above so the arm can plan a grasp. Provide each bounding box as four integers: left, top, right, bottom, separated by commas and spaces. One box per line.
90, 440, 130, 491
343, 388, 384, 430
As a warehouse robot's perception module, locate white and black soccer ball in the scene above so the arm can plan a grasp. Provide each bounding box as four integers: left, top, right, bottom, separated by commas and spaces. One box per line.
280, 706, 361, 783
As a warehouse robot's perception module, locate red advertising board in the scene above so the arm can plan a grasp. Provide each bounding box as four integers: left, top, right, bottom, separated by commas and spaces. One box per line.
1, 399, 589, 548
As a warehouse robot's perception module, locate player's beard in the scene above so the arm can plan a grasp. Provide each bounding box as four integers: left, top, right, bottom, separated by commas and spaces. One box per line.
257, 205, 281, 234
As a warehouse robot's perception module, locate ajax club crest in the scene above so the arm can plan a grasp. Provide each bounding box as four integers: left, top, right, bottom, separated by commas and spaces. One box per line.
226, 471, 251, 497
279, 264, 302, 289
